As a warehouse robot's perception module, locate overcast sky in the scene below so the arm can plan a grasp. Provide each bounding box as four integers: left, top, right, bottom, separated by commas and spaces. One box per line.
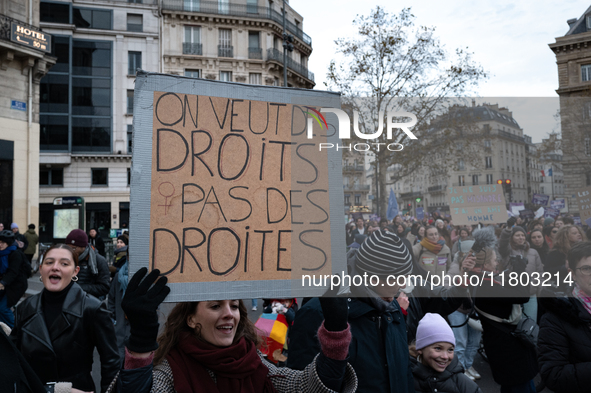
294, 0, 589, 142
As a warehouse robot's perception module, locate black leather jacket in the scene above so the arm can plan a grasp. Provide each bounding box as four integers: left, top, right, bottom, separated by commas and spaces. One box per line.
11, 283, 120, 392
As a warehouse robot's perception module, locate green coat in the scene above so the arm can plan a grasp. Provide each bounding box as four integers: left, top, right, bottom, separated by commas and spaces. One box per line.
23, 229, 38, 255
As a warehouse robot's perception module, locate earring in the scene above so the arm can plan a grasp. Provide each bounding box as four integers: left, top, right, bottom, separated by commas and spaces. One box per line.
39, 276, 43, 282
417, 353, 422, 363
72, 275, 79, 282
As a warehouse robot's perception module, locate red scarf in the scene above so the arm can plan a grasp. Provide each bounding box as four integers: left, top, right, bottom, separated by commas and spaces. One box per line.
167, 332, 277, 393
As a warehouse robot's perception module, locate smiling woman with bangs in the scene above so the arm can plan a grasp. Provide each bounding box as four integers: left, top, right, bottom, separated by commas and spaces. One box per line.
11, 243, 120, 393
114, 268, 358, 393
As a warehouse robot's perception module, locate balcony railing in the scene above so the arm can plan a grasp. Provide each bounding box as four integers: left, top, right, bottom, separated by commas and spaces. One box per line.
162, 0, 312, 46
183, 42, 202, 55
428, 185, 446, 193
218, 45, 233, 57
248, 47, 262, 59
401, 191, 422, 198
496, 129, 524, 143
343, 184, 370, 191
343, 164, 364, 172
267, 48, 314, 82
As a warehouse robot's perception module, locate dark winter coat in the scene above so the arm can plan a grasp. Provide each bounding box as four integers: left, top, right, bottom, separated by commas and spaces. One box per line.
538, 289, 591, 393
11, 283, 120, 393
108, 265, 130, 361
287, 296, 415, 393
0, 327, 46, 393
89, 234, 106, 257
530, 243, 549, 267
411, 356, 482, 393
77, 249, 111, 298
473, 274, 538, 386
0, 249, 29, 307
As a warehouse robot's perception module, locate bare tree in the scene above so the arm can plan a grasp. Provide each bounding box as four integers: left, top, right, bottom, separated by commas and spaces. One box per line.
326, 7, 488, 215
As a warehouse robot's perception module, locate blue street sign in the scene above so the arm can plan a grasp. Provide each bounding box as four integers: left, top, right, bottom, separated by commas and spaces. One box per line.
11, 100, 26, 111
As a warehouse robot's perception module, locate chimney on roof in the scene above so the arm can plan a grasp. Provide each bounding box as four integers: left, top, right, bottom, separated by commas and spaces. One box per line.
567, 18, 578, 28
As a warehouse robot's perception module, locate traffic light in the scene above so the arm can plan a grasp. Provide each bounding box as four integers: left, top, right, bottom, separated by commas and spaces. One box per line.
497, 180, 503, 185
283, 33, 294, 51
505, 179, 512, 202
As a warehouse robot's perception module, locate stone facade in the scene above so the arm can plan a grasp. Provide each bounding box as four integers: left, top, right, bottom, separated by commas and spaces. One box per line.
0, 0, 54, 230
549, 7, 591, 213
160, 0, 314, 88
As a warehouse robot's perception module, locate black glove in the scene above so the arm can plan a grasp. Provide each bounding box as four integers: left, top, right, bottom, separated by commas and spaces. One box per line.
319, 287, 348, 332
121, 267, 170, 353
507, 217, 517, 228
510, 256, 527, 274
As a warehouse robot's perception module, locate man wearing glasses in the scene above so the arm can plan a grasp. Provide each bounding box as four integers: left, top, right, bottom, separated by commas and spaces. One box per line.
538, 241, 591, 393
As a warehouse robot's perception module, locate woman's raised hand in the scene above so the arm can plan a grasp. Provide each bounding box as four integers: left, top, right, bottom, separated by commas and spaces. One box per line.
121, 267, 170, 353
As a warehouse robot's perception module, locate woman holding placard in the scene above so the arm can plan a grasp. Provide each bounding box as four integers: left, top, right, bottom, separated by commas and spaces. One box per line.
114, 268, 357, 393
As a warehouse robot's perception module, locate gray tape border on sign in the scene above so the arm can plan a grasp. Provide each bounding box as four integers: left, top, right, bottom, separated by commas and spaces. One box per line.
131, 71, 345, 302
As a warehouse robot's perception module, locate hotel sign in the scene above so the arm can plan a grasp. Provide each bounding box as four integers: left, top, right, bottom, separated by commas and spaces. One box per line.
10, 22, 51, 53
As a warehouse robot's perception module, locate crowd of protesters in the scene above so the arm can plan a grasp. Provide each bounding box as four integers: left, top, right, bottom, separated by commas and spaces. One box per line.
1, 210, 591, 393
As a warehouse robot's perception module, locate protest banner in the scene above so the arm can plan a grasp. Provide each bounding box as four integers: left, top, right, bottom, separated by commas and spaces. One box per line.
574, 216, 582, 226
550, 198, 566, 211
532, 193, 549, 206
575, 186, 591, 223
544, 208, 560, 219
416, 207, 424, 220
535, 207, 544, 219
519, 209, 534, 219
446, 184, 507, 225
509, 202, 525, 217
130, 72, 345, 301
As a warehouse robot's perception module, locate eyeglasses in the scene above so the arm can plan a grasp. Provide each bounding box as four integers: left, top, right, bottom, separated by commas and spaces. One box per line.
576, 266, 591, 276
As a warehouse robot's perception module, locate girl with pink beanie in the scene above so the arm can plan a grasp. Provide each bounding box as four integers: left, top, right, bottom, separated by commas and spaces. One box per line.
410, 313, 482, 393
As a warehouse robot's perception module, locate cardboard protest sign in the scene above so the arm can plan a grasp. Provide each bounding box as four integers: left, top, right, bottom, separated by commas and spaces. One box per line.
447, 184, 507, 225
532, 193, 549, 206
575, 186, 591, 223
130, 72, 345, 301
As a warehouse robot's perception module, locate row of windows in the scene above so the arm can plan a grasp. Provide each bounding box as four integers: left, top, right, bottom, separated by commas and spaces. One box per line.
41, 1, 144, 32
344, 195, 362, 206
40, 37, 112, 153
457, 174, 494, 186
40, 168, 130, 186
457, 157, 494, 171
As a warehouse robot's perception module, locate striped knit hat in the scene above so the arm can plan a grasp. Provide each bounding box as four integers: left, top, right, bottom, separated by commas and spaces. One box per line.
355, 229, 413, 276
